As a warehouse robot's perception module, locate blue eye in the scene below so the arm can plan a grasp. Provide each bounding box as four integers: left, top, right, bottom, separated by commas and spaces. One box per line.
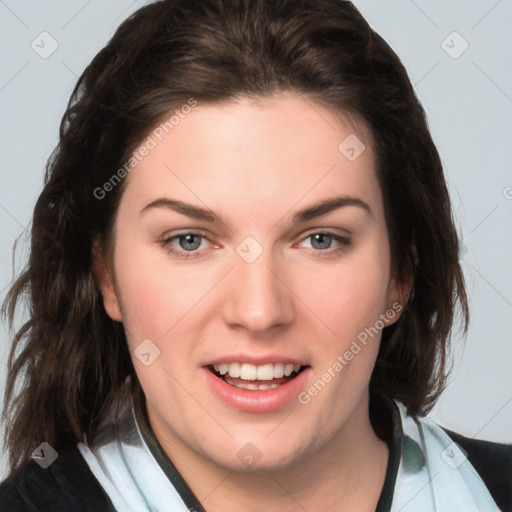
161, 232, 209, 259
177, 234, 202, 251
160, 230, 350, 260
310, 233, 334, 250
301, 232, 351, 253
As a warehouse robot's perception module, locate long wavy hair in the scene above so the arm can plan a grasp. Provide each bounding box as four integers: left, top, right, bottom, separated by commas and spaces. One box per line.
2, 0, 468, 471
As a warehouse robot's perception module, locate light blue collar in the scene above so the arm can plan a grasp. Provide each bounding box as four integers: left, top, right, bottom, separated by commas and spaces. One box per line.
77, 394, 499, 511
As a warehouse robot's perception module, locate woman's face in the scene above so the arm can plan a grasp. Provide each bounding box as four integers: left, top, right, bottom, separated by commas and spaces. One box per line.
98, 93, 405, 471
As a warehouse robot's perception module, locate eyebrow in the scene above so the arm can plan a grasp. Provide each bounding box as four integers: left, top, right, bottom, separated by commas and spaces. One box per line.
139, 195, 372, 224
292, 196, 372, 223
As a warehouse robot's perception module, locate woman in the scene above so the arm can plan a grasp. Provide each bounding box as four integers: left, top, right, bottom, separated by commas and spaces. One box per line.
1, 0, 510, 510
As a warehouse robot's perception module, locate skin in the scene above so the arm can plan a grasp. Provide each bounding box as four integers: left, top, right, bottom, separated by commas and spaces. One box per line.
95, 93, 410, 511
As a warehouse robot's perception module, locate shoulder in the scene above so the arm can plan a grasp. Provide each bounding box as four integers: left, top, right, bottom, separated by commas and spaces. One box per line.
0, 443, 115, 512
388, 398, 510, 510
442, 427, 512, 512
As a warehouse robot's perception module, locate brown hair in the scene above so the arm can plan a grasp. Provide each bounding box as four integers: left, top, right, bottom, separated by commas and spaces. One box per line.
2, 0, 468, 471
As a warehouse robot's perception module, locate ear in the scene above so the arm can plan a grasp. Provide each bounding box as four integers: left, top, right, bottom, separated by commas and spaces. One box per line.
92, 241, 123, 322
382, 272, 413, 328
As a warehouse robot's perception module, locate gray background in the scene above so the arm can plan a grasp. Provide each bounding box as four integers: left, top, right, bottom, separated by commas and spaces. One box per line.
1, 0, 511, 478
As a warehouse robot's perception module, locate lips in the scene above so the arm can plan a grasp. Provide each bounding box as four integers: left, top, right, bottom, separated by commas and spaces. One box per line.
203, 356, 310, 412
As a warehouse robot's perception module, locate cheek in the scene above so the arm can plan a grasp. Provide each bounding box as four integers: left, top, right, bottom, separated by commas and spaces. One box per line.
113, 243, 222, 357
294, 243, 391, 342
112, 242, 178, 345
295, 249, 391, 427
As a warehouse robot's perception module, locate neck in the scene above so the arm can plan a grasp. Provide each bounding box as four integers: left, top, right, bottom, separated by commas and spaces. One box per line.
147, 392, 390, 512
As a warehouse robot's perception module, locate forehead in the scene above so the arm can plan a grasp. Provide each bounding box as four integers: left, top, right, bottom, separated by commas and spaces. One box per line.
119, 93, 381, 221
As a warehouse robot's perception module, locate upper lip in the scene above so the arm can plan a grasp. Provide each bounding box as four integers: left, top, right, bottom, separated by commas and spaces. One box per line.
203, 354, 309, 367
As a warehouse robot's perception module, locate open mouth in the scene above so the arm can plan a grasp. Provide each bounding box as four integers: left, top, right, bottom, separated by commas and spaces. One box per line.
208, 362, 307, 391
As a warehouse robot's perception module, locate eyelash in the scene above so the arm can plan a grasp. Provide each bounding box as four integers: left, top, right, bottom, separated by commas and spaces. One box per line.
160, 231, 351, 260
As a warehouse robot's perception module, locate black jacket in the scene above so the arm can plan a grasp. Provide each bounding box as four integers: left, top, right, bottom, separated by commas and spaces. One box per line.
1, 430, 511, 511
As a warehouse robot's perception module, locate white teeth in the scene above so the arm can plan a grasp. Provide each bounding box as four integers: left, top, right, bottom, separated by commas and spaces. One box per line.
227, 362, 240, 378
240, 363, 257, 380
224, 377, 283, 391
213, 362, 304, 381
273, 363, 285, 378
256, 363, 274, 381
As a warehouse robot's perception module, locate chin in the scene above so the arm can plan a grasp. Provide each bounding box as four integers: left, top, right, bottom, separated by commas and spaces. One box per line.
198, 428, 315, 473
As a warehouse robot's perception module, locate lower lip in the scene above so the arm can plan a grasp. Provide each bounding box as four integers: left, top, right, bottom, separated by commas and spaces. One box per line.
202, 367, 311, 413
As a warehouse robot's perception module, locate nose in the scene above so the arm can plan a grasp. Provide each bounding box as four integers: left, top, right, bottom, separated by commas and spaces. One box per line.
222, 248, 296, 336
